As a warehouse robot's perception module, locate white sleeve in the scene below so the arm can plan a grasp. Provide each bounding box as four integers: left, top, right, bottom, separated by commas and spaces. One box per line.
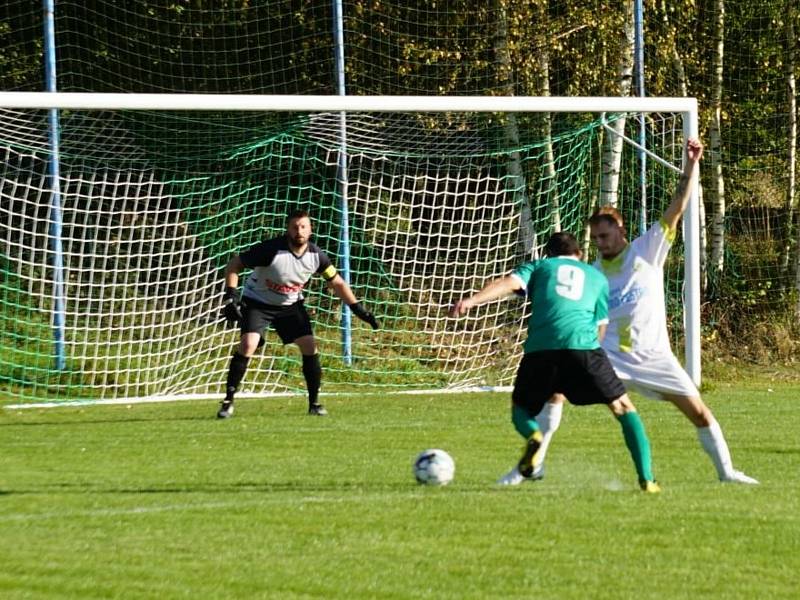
632, 220, 675, 268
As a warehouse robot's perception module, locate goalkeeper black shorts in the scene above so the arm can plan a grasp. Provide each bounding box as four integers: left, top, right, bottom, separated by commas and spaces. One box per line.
240, 297, 313, 344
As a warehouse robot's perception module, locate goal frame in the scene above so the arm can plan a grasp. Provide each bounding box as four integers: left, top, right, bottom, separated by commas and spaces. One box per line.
0, 92, 702, 386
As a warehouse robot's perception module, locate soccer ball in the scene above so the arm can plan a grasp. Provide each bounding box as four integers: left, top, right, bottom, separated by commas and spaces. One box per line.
413, 449, 455, 486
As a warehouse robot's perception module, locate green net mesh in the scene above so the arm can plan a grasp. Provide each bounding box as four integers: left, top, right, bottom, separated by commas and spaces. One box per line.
0, 107, 687, 401
2, 0, 796, 402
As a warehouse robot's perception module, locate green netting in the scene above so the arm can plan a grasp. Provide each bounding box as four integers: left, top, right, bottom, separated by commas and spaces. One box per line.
0, 107, 687, 402
3, 0, 796, 400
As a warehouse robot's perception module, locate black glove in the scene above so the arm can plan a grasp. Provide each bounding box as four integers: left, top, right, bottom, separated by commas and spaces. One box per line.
349, 302, 379, 330
222, 286, 243, 326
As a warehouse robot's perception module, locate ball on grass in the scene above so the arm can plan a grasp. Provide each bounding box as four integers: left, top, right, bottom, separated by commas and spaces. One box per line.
413, 449, 455, 486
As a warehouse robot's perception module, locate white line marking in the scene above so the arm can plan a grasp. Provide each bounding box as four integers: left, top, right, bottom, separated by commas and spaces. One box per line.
0, 491, 428, 523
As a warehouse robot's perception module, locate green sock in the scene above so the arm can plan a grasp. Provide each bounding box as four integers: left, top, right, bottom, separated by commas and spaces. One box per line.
617, 411, 654, 482
512, 404, 540, 439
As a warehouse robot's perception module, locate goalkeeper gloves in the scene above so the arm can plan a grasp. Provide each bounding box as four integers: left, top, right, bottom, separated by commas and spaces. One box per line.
349, 302, 379, 330
222, 286, 243, 326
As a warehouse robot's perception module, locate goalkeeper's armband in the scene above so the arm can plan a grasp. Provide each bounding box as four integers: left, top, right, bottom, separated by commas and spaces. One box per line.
349, 302, 379, 330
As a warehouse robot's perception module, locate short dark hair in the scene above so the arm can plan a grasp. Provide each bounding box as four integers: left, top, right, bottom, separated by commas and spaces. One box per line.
544, 231, 581, 258
588, 205, 624, 228
286, 208, 310, 224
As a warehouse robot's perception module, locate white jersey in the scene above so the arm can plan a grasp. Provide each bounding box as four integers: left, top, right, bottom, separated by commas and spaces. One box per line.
239, 236, 337, 306
594, 220, 675, 354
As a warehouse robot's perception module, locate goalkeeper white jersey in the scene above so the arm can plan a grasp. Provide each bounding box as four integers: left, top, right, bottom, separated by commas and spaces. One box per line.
239, 236, 337, 306
593, 220, 676, 354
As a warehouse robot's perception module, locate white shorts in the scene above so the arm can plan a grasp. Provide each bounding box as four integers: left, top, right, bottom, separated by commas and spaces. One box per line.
604, 348, 699, 400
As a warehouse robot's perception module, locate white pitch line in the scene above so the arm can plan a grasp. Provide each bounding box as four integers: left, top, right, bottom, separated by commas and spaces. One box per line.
0, 491, 427, 523
3, 387, 512, 410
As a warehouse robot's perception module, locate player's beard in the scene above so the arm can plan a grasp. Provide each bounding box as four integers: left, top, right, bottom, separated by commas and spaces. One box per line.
600, 238, 628, 260
288, 233, 307, 251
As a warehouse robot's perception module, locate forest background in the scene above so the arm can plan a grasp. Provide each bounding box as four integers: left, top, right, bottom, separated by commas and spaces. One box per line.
1, 0, 798, 372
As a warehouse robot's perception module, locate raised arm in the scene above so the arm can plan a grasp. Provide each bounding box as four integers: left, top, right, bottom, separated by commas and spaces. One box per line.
328, 275, 379, 329
661, 137, 704, 231
449, 275, 523, 317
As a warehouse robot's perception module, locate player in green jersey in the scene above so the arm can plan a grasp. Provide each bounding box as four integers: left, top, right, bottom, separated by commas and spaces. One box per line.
450, 231, 660, 492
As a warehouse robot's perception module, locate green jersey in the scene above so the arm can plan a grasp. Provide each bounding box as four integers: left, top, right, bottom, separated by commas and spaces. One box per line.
511, 257, 609, 352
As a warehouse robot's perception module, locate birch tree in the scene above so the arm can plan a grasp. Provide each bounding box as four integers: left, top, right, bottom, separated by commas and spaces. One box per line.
599, 0, 635, 209
785, 2, 800, 315
531, 1, 561, 232
493, 0, 538, 257
708, 0, 726, 276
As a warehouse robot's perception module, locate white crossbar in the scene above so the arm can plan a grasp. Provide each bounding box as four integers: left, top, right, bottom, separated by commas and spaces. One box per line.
0, 92, 697, 114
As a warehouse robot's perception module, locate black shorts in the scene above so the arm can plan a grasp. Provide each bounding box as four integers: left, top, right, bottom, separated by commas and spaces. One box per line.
240, 297, 313, 344
511, 349, 626, 415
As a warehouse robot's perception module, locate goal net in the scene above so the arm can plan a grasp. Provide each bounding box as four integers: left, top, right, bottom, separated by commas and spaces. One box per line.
0, 94, 698, 404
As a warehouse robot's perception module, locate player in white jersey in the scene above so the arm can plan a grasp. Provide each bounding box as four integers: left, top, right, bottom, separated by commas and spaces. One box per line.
533, 137, 758, 484
217, 209, 378, 419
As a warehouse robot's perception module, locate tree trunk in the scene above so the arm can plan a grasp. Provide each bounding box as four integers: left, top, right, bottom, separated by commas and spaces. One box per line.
708, 0, 726, 276
493, 0, 537, 258
600, 0, 635, 209
535, 32, 561, 233
659, 0, 689, 97
785, 2, 800, 315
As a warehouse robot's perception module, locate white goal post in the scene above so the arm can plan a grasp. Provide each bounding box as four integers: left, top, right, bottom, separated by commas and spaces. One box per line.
0, 92, 701, 403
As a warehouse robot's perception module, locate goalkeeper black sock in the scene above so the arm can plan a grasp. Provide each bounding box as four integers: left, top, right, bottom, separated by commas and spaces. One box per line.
302, 353, 322, 406
225, 352, 251, 400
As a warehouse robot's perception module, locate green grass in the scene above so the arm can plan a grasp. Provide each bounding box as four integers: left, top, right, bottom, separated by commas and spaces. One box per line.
1, 378, 799, 599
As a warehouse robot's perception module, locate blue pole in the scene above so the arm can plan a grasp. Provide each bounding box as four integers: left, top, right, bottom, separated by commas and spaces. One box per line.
634, 0, 647, 234
43, 0, 66, 370
332, 0, 352, 365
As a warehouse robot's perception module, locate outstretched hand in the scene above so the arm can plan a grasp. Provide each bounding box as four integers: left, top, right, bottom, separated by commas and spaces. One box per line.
361, 311, 379, 330
349, 302, 379, 330
448, 298, 473, 317
686, 137, 704, 164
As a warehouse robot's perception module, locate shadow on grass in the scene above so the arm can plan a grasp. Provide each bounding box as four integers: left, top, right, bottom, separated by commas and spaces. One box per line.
0, 415, 217, 428
763, 447, 800, 455
0, 479, 419, 496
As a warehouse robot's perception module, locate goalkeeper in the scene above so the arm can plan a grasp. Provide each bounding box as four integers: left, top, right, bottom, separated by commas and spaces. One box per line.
450, 232, 660, 492
217, 209, 378, 419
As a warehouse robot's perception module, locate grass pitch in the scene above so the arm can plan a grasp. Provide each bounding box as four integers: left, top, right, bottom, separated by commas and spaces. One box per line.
1, 378, 798, 599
